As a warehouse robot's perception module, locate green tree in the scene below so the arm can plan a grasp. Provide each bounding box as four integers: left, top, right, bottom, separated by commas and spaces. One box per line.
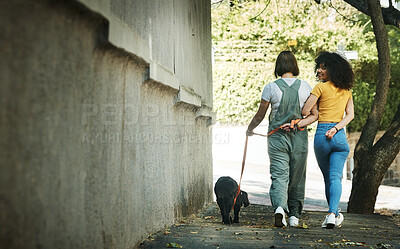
337, 0, 400, 214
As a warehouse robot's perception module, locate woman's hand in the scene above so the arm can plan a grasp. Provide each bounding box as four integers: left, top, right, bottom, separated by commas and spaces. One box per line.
324, 97, 354, 139
280, 123, 292, 132
246, 129, 254, 136
325, 127, 337, 139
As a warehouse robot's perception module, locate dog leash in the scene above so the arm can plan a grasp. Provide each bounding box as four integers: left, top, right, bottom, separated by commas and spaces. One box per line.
232, 136, 248, 209
268, 119, 304, 136
232, 132, 267, 209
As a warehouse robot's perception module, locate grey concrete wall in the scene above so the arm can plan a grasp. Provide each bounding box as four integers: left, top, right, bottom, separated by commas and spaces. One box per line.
81, 0, 213, 108
0, 1, 213, 248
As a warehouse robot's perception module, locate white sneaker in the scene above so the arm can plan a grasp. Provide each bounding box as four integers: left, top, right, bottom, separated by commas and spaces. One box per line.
335, 213, 344, 228
274, 206, 287, 227
321, 213, 335, 229
288, 216, 299, 227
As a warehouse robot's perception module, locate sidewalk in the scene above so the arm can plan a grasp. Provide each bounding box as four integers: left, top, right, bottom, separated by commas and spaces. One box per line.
139, 203, 400, 248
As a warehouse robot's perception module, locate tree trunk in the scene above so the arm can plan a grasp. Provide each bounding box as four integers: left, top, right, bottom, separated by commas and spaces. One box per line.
347, 0, 393, 214
347, 156, 382, 214
348, 103, 400, 213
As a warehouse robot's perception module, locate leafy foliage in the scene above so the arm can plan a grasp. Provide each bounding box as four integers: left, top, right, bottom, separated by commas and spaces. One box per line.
348, 20, 400, 132
212, 0, 400, 131
349, 80, 400, 132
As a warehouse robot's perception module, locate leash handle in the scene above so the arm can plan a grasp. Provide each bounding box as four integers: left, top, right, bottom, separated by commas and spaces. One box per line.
232, 135, 248, 209
268, 118, 304, 136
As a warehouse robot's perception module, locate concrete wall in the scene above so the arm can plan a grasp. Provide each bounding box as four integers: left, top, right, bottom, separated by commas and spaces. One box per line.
0, 1, 213, 248
347, 132, 400, 187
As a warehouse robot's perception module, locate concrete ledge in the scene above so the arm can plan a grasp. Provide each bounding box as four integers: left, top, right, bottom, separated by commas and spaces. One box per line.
109, 16, 151, 63
148, 60, 180, 90
174, 86, 202, 108
196, 104, 213, 118
196, 104, 214, 126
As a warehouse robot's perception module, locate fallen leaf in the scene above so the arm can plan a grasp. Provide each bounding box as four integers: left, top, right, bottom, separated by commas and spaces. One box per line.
166, 242, 183, 248
328, 241, 367, 247
375, 243, 393, 249
297, 222, 308, 229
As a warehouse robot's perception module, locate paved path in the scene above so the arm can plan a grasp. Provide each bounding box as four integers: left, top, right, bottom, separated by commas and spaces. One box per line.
140, 203, 400, 248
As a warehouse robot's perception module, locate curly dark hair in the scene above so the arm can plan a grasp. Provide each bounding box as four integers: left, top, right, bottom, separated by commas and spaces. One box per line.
275, 51, 299, 78
315, 51, 354, 90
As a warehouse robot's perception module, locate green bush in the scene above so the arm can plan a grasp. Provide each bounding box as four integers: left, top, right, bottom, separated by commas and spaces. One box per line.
349, 80, 400, 132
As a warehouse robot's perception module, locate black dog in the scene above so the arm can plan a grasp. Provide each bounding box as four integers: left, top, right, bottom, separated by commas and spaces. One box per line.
214, 176, 250, 224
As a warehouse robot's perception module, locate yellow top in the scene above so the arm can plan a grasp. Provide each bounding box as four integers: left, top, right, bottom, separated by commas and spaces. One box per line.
311, 81, 352, 122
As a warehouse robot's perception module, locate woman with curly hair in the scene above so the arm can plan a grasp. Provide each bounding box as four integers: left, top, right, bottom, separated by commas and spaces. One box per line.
302, 51, 354, 229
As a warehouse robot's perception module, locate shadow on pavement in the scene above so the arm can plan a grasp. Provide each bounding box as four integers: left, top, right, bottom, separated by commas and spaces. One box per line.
140, 203, 400, 248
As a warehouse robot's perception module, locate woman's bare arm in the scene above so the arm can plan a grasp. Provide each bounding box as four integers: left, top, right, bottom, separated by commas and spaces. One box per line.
298, 103, 319, 128
301, 94, 318, 117
247, 99, 269, 136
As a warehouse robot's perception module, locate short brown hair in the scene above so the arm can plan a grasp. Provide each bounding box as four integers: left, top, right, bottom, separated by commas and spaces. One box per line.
274, 51, 299, 78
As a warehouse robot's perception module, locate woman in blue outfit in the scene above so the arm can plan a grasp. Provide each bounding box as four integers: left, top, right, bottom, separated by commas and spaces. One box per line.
302, 51, 354, 228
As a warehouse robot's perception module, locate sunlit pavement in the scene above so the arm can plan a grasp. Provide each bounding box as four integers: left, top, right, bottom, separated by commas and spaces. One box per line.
212, 124, 400, 212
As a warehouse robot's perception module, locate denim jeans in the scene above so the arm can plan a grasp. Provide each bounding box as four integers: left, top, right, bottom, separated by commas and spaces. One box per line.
314, 123, 349, 216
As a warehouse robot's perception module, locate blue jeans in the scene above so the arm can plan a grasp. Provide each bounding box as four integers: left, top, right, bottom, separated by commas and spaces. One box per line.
314, 123, 349, 216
